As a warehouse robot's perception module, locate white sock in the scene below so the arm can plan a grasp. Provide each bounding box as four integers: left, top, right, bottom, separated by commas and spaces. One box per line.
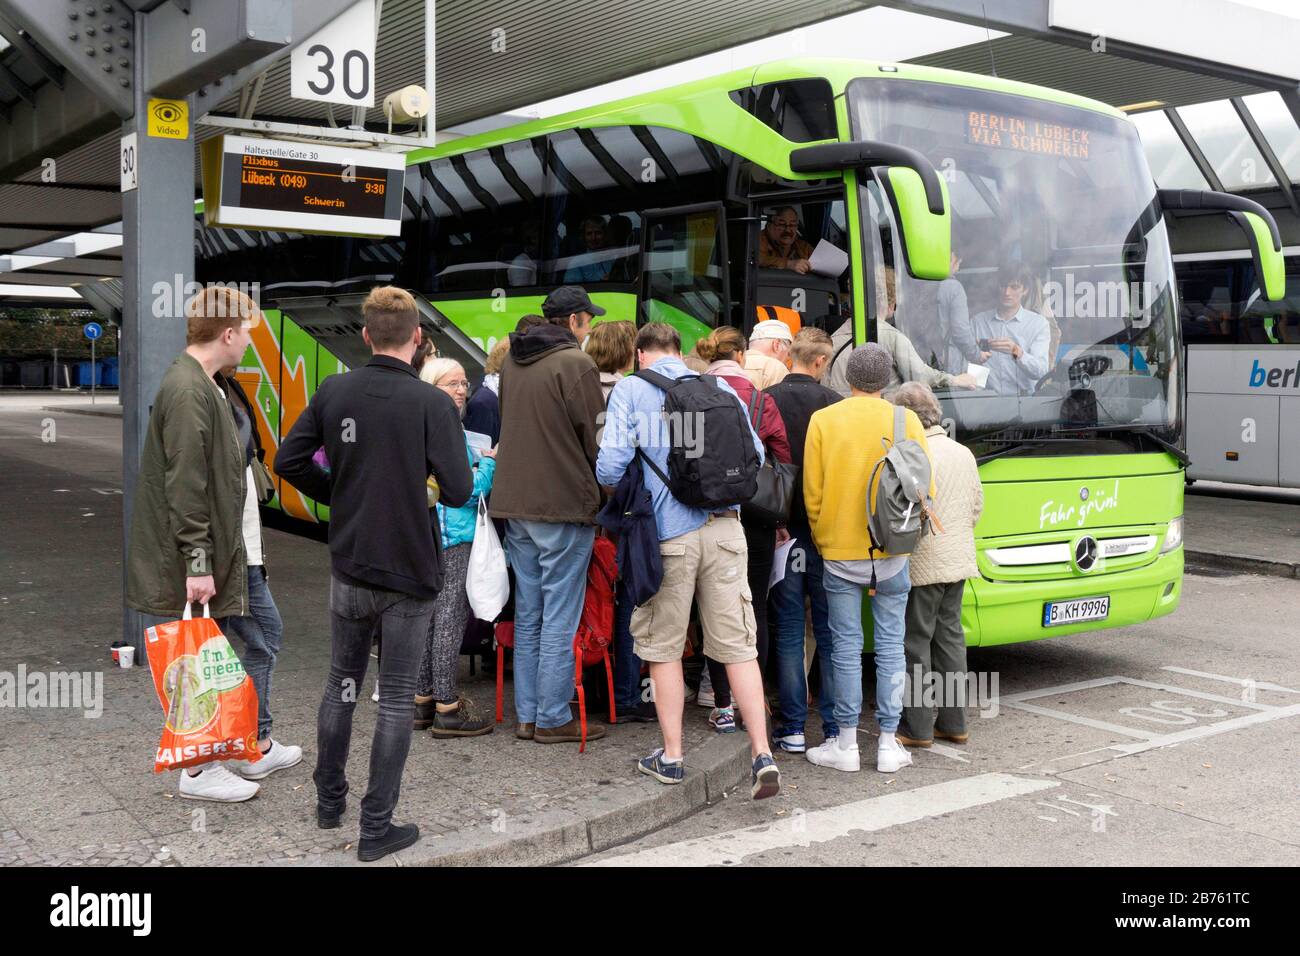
837, 730, 858, 751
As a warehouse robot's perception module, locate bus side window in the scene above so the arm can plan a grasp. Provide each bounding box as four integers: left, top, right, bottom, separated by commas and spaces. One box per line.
538, 127, 732, 293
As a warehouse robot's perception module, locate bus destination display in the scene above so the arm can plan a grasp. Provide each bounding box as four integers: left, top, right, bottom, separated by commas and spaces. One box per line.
201, 134, 404, 237
966, 111, 1091, 159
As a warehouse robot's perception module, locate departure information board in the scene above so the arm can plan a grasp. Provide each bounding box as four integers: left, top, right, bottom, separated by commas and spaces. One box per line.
201, 134, 405, 236
965, 111, 1091, 159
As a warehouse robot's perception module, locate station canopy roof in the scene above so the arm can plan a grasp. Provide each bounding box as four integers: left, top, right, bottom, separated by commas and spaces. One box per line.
1, 0, 1298, 298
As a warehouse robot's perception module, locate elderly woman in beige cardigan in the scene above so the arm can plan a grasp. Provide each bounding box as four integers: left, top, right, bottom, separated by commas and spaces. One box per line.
887, 382, 984, 746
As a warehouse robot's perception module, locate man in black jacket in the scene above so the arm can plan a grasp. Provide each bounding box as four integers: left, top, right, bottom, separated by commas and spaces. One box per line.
763, 328, 843, 756
276, 286, 472, 862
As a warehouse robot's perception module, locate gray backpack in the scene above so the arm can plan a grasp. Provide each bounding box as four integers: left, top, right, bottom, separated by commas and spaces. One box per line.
867, 406, 940, 559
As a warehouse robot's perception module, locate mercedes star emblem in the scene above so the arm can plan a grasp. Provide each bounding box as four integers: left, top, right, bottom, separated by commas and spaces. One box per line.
1075, 535, 1099, 572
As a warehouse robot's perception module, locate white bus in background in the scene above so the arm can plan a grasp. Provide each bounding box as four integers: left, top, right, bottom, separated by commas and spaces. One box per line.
1176, 248, 1300, 488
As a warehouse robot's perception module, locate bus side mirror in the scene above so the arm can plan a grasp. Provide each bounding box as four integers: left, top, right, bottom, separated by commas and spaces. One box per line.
1158, 188, 1286, 301
1226, 210, 1285, 302
877, 166, 951, 281
789, 139, 952, 281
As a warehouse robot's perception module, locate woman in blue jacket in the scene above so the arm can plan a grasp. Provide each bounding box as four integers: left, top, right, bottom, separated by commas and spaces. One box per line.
414, 357, 497, 737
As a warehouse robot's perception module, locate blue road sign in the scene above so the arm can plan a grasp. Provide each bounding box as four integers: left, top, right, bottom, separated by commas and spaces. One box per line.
84, 322, 103, 341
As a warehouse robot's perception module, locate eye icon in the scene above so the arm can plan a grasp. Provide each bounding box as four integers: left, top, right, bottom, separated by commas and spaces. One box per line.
152, 101, 182, 124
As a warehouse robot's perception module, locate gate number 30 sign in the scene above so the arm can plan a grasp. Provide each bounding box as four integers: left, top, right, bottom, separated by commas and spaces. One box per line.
290, 0, 377, 109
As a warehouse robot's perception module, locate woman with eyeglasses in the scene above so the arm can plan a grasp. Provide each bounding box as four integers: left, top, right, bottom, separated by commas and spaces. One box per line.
411, 357, 498, 737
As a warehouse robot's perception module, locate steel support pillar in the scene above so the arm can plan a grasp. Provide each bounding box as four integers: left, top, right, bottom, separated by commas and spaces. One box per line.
120, 14, 195, 653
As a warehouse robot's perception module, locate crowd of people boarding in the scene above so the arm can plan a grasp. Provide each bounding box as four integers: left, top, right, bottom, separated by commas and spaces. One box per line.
126, 281, 984, 861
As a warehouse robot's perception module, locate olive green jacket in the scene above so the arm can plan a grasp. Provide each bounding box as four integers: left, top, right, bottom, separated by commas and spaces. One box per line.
126, 352, 249, 619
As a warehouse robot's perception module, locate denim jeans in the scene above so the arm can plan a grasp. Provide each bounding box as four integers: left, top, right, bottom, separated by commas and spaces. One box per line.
314, 575, 436, 840
769, 528, 837, 739
822, 561, 911, 734
222, 565, 284, 741
612, 577, 643, 713
506, 520, 594, 730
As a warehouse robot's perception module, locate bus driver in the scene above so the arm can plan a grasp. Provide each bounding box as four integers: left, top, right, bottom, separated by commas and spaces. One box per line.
970, 262, 1051, 395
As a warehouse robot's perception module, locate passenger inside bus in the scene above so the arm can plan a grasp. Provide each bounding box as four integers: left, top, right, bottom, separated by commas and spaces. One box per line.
825, 266, 976, 396
564, 216, 613, 283
506, 221, 541, 288
604, 214, 639, 282
893, 248, 983, 375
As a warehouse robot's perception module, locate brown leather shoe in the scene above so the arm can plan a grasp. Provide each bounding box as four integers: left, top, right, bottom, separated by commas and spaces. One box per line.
428, 697, 493, 738
534, 719, 606, 744
514, 722, 535, 740
895, 732, 933, 749
934, 729, 969, 744
413, 695, 436, 731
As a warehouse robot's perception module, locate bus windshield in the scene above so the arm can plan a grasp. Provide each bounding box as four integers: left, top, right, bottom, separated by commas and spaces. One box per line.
849, 78, 1181, 455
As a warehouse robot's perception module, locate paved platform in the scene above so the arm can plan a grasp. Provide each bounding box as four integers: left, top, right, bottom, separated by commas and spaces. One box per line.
1185, 482, 1300, 578
5, 404, 1298, 866
0, 404, 750, 867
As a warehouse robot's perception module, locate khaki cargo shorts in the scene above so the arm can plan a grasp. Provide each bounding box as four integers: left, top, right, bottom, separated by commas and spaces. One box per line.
631, 512, 758, 665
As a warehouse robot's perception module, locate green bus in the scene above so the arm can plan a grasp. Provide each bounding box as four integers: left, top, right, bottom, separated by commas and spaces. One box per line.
201, 56, 1288, 645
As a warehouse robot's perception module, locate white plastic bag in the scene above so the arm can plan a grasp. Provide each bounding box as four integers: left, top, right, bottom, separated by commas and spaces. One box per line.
465, 498, 509, 622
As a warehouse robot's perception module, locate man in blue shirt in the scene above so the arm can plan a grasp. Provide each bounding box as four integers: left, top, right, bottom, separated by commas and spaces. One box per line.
596, 322, 781, 800
970, 263, 1051, 394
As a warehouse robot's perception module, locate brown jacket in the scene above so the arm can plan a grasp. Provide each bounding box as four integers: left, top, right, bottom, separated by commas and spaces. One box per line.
490, 324, 605, 524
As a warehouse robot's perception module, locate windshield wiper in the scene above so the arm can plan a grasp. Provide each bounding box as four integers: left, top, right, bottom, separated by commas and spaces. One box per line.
975, 436, 1113, 464
975, 440, 1049, 464
1050, 423, 1189, 465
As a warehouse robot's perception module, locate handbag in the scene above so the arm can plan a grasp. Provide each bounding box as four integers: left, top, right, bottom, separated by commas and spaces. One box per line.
252, 455, 276, 505
741, 389, 798, 527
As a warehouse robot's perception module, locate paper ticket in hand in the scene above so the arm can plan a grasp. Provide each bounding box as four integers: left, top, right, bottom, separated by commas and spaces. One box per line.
808, 239, 849, 277
464, 430, 493, 455
966, 363, 991, 389
770, 537, 797, 589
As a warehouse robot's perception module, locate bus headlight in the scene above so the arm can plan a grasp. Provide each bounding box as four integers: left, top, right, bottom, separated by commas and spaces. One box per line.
1161, 516, 1183, 553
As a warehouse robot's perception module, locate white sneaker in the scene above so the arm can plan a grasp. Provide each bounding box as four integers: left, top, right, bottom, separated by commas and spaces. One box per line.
774, 732, 806, 753
877, 738, 913, 774
179, 763, 260, 802
806, 738, 860, 772
696, 670, 715, 708
231, 740, 303, 781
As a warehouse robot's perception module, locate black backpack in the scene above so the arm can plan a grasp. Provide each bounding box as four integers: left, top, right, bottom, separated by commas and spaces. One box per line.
633, 368, 761, 510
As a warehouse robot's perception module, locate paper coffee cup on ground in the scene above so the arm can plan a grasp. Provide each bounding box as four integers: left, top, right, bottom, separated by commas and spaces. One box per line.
119, 645, 135, 668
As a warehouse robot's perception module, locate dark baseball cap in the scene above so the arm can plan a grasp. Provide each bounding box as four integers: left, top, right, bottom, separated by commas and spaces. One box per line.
542, 285, 606, 318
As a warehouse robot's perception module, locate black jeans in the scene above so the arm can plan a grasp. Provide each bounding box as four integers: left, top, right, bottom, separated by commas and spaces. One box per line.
707, 519, 776, 708
314, 575, 437, 839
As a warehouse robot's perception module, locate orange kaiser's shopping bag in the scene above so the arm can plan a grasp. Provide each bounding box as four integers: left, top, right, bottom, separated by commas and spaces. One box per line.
144, 603, 261, 773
